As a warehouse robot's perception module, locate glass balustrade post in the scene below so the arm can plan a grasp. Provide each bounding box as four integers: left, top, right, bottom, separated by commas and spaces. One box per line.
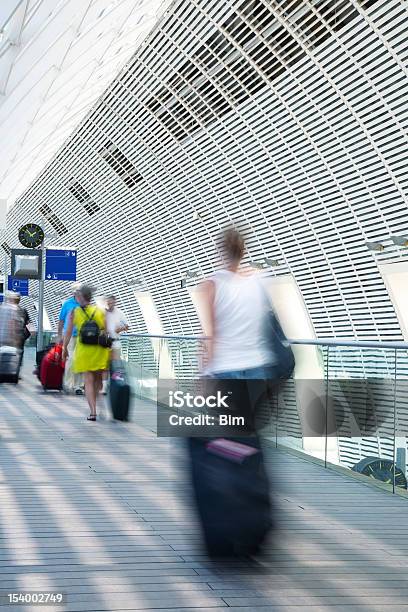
176, 340, 182, 421
157, 338, 163, 406
141, 337, 145, 382
134, 338, 140, 399
324, 346, 329, 469
393, 348, 397, 495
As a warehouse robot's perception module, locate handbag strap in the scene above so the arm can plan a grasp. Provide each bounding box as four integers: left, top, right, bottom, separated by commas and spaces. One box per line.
81, 306, 97, 321
80, 306, 106, 333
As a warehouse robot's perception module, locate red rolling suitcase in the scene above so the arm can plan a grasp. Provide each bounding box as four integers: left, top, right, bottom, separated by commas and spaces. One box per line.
40, 344, 65, 391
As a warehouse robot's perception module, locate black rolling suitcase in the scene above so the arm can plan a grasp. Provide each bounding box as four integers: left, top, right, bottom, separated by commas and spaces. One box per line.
109, 362, 130, 421
0, 346, 21, 384
188, 436, 272, 558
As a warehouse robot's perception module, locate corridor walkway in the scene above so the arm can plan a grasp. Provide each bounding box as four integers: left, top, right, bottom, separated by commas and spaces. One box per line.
1, 358, 408, 611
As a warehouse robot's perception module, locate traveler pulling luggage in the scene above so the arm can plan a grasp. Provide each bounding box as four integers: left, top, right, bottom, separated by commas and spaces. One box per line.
0, 346, 21, 384
0, 293, 23, 383
40, 344, 65, 391
187, 227, 293, 559
62, 284, 110, 421
109, 361, 130, 421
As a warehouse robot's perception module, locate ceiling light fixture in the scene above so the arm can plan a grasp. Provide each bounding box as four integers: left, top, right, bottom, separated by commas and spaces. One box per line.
181, 270, 200, 288
264, 258, 280, 267
390, 235, 408, 247
366, 241, 384, 252
249, 261, 265, 269
125, 278, 142, 286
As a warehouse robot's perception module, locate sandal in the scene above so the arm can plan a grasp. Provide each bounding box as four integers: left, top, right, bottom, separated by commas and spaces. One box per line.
87, 415, 96, 421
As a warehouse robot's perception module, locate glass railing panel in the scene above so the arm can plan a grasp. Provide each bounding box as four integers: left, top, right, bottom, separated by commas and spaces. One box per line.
121, 335, 205, 404
251, 342, 326, 455
121, 335, 160, 402
119, 334, 408, 494
25, 331, 58, 348
263, 346, 329, 457
394, 348, 408, 494
165, 337, 204, 381
325, 345, 399, 493
270, 343, 407, 494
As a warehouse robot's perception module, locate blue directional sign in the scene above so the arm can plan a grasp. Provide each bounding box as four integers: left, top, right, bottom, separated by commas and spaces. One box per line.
45, 249, 77, 281
8, 276, 29, 296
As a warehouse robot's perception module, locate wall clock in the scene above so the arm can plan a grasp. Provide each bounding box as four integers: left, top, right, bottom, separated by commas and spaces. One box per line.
352, 456, 407, 489
18, 223, 44, 249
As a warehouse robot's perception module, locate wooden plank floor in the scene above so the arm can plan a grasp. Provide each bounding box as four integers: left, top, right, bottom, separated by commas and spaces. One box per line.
1, 353, 408, 611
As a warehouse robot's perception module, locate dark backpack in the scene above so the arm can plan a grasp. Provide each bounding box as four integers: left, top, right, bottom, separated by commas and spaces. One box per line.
79, 308, 100, 345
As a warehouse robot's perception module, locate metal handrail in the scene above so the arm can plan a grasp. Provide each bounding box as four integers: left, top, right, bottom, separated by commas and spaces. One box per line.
121, 333, 208, 341
289, 339, 408, 350
121, 333, 408, 350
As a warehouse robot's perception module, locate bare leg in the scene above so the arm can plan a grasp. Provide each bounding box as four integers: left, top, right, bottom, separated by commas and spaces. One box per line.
93, 371, 103, 411
102, 369, 108, 393
84, 371, 97, 417
95, 371, 103, 394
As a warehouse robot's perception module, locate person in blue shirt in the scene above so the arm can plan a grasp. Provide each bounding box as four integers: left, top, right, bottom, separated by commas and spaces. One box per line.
58, 282, 83, 394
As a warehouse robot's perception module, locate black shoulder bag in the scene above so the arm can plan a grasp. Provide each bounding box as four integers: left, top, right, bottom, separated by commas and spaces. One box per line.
262, 289, 295, 380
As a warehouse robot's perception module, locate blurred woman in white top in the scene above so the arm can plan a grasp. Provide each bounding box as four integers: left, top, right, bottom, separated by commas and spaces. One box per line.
201, 227, 277, 380
105, 295, 129, 359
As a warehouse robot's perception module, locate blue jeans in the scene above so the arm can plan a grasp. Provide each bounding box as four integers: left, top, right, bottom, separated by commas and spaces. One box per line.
206, 365, 278, 437
210, 364, 279, 380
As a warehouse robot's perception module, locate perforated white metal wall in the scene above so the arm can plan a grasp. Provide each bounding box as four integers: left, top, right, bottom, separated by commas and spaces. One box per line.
3, 0, 408, 344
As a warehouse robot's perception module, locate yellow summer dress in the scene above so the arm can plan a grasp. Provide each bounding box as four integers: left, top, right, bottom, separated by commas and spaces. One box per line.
72, 306, 110, 373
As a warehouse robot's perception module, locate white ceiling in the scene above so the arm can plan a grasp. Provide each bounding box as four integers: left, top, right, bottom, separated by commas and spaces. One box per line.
0, 0, 166, 209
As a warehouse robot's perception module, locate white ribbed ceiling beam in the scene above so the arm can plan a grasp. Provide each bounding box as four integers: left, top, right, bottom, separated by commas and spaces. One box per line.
0, 0, 28, 95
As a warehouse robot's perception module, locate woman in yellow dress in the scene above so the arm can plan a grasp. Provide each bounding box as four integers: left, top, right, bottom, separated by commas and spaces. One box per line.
63, 284, 110, 421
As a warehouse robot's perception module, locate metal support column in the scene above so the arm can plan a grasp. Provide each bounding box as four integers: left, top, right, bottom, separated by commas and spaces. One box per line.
36, 235, 45, 353
3, 252, 7, 293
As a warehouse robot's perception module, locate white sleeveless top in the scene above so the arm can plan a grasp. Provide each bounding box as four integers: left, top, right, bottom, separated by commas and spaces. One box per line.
208, 270, 276, 374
